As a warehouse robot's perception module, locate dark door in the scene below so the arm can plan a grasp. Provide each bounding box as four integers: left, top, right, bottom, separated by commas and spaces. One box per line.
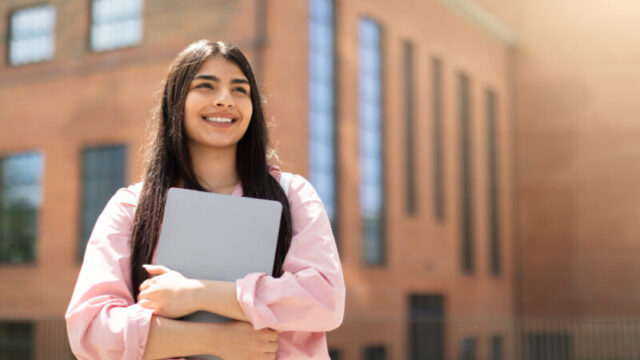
409, 294, 445, 360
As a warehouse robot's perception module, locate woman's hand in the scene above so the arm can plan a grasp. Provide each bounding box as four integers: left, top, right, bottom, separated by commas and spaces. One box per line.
137, 264, 201, 319
218, 321, 279, 360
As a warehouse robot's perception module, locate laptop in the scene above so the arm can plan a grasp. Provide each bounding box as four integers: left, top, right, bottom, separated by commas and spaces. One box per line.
154, 187, 282, 323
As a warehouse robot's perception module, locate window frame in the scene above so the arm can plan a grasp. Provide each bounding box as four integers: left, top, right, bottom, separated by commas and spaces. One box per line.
403, 40, 416, 215
308, 0, 340, 247
431, 57, 445, 222
364, 344, 388, 360
78, 144, 127, 260
486, 89, 501, 276
358, 17, 386, 267
0, 151, 43, 264
0, 320, 34, 358
89, 0, 144, 52
458, 72, 474, 274
7, 4, 57, 66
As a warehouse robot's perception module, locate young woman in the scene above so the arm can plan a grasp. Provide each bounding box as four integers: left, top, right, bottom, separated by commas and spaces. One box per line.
66, 40, 345, 360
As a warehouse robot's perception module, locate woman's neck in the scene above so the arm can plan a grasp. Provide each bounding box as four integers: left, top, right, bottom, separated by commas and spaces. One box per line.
187, 143, 239, 194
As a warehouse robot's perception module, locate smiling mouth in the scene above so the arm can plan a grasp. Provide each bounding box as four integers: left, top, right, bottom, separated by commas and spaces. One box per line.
202, 116, 237, 124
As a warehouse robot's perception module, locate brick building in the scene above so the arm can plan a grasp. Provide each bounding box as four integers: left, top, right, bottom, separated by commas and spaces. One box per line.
0, 0, 638, 359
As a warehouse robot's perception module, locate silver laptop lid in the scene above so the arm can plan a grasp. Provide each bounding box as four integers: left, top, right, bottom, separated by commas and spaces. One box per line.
155, 187, 282, 282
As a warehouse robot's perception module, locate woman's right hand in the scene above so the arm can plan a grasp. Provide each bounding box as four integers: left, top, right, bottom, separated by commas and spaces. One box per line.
217, 321, 279, 360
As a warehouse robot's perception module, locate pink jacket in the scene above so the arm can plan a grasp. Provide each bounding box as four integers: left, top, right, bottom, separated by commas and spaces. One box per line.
66, 170, 345, 359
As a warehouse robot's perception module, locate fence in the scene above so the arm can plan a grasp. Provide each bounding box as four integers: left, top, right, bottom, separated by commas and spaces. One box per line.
0, 318, 73, 360
1, 317, 639, 360
519, 318, 640, 360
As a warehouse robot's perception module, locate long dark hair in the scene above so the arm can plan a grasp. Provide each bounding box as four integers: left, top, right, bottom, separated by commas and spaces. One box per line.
130, 40, 292, 300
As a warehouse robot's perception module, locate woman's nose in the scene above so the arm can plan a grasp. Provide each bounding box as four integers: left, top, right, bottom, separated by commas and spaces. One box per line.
213, 87, 233, 108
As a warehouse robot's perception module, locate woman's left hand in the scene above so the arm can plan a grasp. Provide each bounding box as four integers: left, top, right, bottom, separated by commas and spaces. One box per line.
137, 264, 201, 319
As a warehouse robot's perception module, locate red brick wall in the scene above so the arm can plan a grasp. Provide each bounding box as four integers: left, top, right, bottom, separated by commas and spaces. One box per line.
514, 0, 640, 317
0, 0, 516, 358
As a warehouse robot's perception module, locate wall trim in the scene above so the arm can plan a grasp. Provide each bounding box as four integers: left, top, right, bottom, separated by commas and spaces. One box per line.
436, 0, 518, 46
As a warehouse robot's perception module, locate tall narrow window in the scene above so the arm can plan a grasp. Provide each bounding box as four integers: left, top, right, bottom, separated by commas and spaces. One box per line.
403, 40, 416, 214
459, 73, 474, 273
489, 335, 503, 360
328, 349, 341, 360
91, 0, 143, 52
486, 89, 501, 275
364, 345, 387, 360
359, 18, 384, 265
79, 145, 126, 258
9, 5, 56, 66
409, 294, 445, 360
460, 338, 477, 360
432, 58, 445, 221
0, 321, 33, 358
0, 152, 43, 264
308, 0, 338, 236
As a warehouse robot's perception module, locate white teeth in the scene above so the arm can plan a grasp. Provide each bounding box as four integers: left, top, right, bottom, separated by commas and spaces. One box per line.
204, 117, 234, 123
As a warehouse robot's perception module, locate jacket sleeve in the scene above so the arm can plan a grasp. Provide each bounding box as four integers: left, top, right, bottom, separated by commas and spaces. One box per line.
235, 174, 346, 332
65, 184, 154, 360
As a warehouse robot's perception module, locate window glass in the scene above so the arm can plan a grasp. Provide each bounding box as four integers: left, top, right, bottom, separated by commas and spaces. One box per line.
487, 89, 501, 275
79, 145, 126, 258
9, 5, 56, 65
309, 0, 338, 232
459, 73, 474, 273
432, 58, 445, 221
0, 152, 43, 263
0, 321, 33, 359
403, 41, 416, 214
91, 0, 143, 51
364, 345, 387, 360
359, 18, 384, 265
460, 337, 477, 360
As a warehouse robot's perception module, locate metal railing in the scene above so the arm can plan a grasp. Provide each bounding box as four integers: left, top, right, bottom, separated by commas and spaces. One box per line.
518, 318, 640, 360
1, 317, 640, 360
0, 318, 73, 360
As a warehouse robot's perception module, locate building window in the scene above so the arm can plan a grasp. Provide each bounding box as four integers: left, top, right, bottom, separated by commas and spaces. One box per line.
0, 152, 43, 264
432, 58, 445, 222
79, 145, 126, 258
403, 40, 416, 215
8, 5, 56, 66
458, 73, 474, 274
409, 294, 445, 360
90, 0, 143, 52
364, 345, 387, 360
489, 335, 503, 360
460, 337, 477, 360
359, 18, 384, 266
0, 321, 33, 359
486, 89, 501, 276
526, 332, 572, 360
308, 0, 338, 237
328, 348, 341, 360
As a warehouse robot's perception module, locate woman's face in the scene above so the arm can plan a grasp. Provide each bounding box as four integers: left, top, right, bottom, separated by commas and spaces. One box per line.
183, 56, 253, 152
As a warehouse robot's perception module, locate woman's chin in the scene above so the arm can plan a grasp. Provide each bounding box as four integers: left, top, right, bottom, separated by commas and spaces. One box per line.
187, 138, 240, 152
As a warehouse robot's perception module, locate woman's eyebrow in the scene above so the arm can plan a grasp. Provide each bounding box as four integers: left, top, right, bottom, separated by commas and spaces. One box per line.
193, 75, 248, 85
231, 78, 249, 85
193, 74, 219, 81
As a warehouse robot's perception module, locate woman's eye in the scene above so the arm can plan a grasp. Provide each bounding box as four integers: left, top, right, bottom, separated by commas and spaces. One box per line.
196, 83, 213, 89
234, 87, 248, 94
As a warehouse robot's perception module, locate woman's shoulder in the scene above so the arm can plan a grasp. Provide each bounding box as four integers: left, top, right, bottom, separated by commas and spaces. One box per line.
287, 173, 315, 196
110, 181, 144, 209
269, 166, 320, 205
88, 182, 143, 238
270, 169, 331, 235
